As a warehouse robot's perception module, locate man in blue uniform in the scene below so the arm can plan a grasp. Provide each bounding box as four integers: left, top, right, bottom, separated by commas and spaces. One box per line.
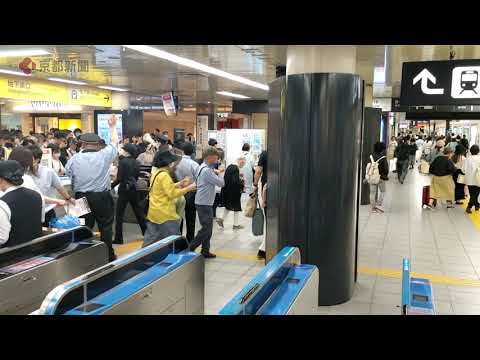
65, 117, 119, 261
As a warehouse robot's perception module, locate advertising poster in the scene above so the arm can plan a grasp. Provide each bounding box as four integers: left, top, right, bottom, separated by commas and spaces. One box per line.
161, 92, 176, 116
97, 113, 123, 144
196, 115, 209, 148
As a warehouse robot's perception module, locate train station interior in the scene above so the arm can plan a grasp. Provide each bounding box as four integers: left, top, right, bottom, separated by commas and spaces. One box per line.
1, 44, 480, 316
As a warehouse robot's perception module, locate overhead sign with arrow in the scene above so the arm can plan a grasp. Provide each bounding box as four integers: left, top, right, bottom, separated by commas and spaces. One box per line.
400, 59, 480, 106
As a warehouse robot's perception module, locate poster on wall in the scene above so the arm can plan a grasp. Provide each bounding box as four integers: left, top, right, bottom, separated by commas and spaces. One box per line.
196, 115, 209, 149
161, 92, 176, 116
224, 129, 265, 167
97, 113, 123, 144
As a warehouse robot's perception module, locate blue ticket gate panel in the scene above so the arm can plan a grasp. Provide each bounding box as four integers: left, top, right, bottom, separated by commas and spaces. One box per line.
401, 258, 435, 315
35, 236, 204, 315
219, 247, 319, 315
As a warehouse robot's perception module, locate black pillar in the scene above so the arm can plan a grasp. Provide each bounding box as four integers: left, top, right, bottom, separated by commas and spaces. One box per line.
123, 109, 144, 138
268, 73, 363, 305
360, 107, 382, 205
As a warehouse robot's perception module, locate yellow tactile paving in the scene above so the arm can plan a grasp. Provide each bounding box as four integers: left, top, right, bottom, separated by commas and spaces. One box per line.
112, 241, 480, 287
460, 196, 480, 231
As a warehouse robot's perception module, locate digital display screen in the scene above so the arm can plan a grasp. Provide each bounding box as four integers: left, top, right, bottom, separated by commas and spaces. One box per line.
413, 294, 429, 302
96, 113, 123, 143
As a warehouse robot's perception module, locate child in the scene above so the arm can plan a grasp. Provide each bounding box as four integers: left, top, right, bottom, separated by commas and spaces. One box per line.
217, 164, 244, 230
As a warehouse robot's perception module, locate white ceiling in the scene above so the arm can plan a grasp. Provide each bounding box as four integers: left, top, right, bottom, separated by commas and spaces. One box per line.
0, 45, 479, 106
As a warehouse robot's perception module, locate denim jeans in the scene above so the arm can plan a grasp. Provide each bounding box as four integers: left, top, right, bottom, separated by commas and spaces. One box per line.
397, 160, 408, 183
370, 180, 386, 207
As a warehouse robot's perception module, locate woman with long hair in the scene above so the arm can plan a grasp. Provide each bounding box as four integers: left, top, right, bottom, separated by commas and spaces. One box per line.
217, 164, 244, 230
452, 144, 467, 205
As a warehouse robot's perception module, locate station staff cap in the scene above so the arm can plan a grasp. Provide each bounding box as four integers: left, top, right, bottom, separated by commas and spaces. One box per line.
79, 133, 102, 144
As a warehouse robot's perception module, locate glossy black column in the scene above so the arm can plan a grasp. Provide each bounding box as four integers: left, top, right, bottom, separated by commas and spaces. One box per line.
267, 73, 362, 305
360, 107, 382, 205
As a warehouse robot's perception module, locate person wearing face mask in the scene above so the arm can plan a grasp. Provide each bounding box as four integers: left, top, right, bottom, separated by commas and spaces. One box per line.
0, 160, 43, 247
28, 145, 75, 226
142, 150, 196, 247
189, 147, 225, 258
112, 144, 147, 244
47, 144, 65, 175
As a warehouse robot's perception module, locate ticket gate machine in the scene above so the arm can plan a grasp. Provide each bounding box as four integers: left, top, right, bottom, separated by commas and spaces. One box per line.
401, 258, 435, 315
36, 236, 204, 315
0, 227, 108, 315
219, 247, 318, 315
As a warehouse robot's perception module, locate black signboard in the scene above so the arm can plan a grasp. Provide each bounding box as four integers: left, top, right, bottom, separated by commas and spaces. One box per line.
401, 59, 480, 106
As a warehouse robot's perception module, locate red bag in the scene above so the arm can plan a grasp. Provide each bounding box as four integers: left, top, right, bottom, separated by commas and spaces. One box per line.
422, 185, 437, 207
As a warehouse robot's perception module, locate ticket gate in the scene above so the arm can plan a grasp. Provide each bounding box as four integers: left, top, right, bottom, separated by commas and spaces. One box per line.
0, 227, 108, 315
36, 235, 204, 315
401, 258, 435, 315
219, 247, 318, 315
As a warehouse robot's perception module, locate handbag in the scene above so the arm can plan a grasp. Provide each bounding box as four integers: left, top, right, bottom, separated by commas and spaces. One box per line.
458, 174, 466, 184
244, 193, 257, 218
252, 197, 264, 236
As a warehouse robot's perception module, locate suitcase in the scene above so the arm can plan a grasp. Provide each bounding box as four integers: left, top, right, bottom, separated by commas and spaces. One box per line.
422, 185, 437, 208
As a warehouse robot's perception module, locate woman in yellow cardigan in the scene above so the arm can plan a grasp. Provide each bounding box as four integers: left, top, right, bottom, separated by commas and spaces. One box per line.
143, 150, 196, 247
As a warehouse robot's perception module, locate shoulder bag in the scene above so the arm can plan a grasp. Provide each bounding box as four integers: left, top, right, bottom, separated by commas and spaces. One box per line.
252, 196, 265, 236
140, 170, 165, 214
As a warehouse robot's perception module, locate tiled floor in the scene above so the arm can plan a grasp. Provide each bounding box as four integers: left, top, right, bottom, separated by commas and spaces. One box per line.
118, 165, 480, 315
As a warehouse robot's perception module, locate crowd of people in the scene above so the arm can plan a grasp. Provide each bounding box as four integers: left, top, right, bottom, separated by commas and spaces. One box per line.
368, 130, 480, 214
0, 123, 268, 261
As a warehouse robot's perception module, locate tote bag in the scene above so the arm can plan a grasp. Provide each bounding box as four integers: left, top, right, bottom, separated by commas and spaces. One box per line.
244, 193, 257, 218
252, 197, 264, 236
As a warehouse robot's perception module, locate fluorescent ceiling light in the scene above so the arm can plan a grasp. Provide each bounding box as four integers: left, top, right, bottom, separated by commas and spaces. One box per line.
0, 49, 50, 57
124, 45, 269, 91
13, 104, 82, 112
0, 68, 30, 76
217, 91, 250, 99
98, 85, 129, 92
48, 77, 87, 85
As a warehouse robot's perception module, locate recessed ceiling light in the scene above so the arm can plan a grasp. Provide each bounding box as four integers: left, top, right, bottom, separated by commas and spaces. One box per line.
0, 68, 30, 76
98, 85, 129, 92
216, 91, 250, 99
48, 77, 87, 85
0, 49, 50, 57
123, 45, 269, 91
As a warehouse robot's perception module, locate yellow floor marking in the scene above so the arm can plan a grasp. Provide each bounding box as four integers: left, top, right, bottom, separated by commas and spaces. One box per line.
460, 196, 480, 231
112, 243, 480, 287
359, 265, 480, 286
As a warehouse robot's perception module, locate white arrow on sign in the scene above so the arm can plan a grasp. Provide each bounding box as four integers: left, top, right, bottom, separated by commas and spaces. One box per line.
412, 68, 444, 95
413, 69, 444, 95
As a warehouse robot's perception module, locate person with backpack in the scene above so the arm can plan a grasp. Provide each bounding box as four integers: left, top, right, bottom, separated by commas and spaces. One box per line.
366, 142, 389, 213
408, 137, 418, 169
394, 137, 410, 184
112, 144, 147, 244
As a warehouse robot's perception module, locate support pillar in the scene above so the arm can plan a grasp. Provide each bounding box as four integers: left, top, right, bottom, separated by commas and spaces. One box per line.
268, 46, 363, 305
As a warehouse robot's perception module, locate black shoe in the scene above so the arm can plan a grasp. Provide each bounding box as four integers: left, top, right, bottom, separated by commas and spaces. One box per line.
201, 251, 217, 259
257, 250, 266, 259
109, 255, 118, 262
466, 208, 473, 214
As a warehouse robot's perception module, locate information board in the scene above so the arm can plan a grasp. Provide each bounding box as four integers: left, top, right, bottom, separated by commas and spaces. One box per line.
97, 113, 123, 144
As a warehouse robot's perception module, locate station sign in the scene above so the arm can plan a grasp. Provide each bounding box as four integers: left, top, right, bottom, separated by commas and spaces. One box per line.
401, 59, 480, 106
0, 74, 112, 107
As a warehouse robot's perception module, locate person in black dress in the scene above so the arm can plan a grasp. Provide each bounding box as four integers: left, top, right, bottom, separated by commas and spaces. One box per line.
113, 143, 147, 244
216, 164, 244, 230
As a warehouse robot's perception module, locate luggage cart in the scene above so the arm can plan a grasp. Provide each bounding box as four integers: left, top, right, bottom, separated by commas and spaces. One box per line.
219, 247, 318, 315
401, 258, 435, 315
35, 235, 204, 315
0, 226, 108, 315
